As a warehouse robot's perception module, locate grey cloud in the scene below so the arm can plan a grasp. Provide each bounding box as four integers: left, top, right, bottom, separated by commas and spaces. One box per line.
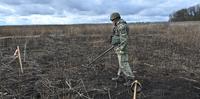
0, 0, 51, 5
27, 0, 51, 4
50, 0, 101, 15
0, 0, 22, 5
0, 0, 168, 17
15, 4, 55, 16
139, 8, 169, 17
115, 5, 147, 15
0, 7, 13, 16
50, 0, 149, 16
1, 0, 198, 25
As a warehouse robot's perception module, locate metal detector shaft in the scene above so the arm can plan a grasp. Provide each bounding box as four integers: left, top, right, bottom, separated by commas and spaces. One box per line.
87, 45, 114, 67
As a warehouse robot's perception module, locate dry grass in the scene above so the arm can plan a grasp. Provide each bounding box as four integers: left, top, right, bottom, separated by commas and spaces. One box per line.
166, 22, 200, 47
0, 21, 200, 99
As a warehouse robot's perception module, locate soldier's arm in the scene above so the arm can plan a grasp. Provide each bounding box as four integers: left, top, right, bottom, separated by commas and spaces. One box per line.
118, 24, 128, 50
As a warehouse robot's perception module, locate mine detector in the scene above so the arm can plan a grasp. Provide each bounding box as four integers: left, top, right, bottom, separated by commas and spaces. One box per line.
82, 42, 142, 99
84, 45, 114, 67
83, 40, 126, 67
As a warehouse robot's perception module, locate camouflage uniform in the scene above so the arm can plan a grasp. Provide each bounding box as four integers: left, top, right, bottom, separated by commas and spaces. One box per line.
113, 19, 134, 78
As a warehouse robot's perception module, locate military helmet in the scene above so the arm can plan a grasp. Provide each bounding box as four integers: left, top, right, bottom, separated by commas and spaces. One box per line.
110, 12, 121, 21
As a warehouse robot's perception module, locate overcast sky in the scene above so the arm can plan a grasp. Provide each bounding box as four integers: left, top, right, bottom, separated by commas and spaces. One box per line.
0, 0, 199, 25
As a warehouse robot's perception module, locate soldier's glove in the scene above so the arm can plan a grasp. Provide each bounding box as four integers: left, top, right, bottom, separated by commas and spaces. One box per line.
111, 35, 120, 46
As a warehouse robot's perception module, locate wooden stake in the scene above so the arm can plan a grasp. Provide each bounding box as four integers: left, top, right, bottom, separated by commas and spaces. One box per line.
133, 80, 138, 99
131, 80, 142, 99
17, 46, 23, 73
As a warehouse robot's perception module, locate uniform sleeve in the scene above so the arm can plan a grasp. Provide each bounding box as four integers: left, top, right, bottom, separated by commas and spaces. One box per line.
118, 23, 128, 50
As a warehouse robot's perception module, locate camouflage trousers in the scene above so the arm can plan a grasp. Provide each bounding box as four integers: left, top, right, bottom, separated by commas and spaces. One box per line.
115, 51, 134, 78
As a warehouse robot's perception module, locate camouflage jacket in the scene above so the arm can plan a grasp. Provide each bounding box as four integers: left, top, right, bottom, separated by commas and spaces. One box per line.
113, 19, 129, 53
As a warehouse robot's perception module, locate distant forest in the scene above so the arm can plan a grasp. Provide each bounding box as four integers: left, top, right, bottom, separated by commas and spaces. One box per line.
169, 4, 200, 22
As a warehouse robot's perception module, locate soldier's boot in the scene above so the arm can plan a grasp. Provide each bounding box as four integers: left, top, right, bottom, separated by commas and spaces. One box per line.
123, 76, 135, 86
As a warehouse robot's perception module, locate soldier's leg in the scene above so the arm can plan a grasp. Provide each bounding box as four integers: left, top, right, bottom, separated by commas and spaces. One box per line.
120, 53, 134, 78
117, 53, 122, 76
117, 53, 135, 86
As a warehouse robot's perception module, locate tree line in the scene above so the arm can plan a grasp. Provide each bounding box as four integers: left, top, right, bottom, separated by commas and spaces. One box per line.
169, 4, 200, 22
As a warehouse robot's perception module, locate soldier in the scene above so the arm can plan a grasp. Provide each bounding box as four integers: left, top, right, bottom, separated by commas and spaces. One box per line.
110, 12, 135, 85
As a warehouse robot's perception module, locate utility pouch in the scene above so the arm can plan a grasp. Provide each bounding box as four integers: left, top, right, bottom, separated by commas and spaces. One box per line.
111, 35, 120, 45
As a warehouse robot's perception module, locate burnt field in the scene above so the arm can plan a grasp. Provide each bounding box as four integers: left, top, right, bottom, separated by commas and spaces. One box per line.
0, 22, 200, 99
